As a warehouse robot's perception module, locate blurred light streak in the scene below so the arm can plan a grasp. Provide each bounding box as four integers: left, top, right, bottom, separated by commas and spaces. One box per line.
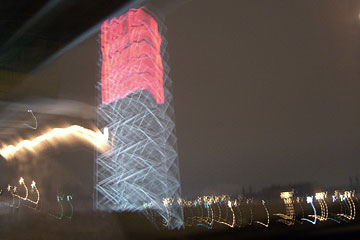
296, 197, 305, 220
24, 109, 38, 130
204, 203, 214, 229
49, 195, 64, 220
275, 191, 295, 226
13, 177, 29, 201
8, 185, 20, 208
0, 125, 109, 160
27, 180, 40, 205
234, 199, 243, 228
213, 196, 234, 227
314, 192, 328, 221
246, 198, 254, 225
156, 191, 360, 229
333, 191, 349, 223
226, 201, 236, 228
337, 191, 356, 220
65, 195, 74, 219
254, 200, 269, 227
162, 198, 174, 227
192, 198, 214, 229
301, 196, 317, 224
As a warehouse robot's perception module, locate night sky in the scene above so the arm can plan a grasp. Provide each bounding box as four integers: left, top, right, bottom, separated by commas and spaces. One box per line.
164, 0, 360, 196
5, 0, 360, 199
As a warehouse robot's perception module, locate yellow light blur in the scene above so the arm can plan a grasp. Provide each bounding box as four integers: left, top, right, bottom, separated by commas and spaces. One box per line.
315, 192, 325, 200
15, 177, 28, 201
280, 191, 293, 199
0, 125, 110, 160
28, 180, 40, 205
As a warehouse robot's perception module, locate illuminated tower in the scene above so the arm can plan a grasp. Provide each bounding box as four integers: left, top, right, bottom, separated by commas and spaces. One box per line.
95, 7, 183, 228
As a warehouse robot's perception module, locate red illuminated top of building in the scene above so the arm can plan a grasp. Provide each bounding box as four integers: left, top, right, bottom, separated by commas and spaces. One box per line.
101, 7, 164, 104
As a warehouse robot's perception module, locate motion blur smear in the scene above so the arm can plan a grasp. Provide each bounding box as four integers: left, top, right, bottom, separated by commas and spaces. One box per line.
0, 0, 360, 239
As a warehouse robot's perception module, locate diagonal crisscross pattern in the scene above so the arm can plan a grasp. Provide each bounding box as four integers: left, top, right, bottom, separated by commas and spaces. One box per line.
95, 6, 183, 229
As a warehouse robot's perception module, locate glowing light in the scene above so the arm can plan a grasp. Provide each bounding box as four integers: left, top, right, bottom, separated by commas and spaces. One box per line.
210, 196, 234, 228
14, 177, 28, 201
340, 195, 345, 201
254, 200, 270, 227
301, 196, 317, 225
181, 195, 239, 228
333, 191, 349, 222
184, 196, 215, 229
212, 195, 235, 227
315, 192, 325, 200
66, 195, 74, 219
296, 197, 305, 220
222, 200, 236, 228
247, 198, 254, 225
199, 202, 214, 229
234, 198, 243, 228
337, 191, 356, 220
280, 191, 293, 199
275, 191, 295, 226
162, 198, 175, 227
27, 180, 40, 205
95, 6, 182, 229
0, 125, 110, 160
169, 191, 359, 229
314, 192, 328, 221
101, 7, 164, 104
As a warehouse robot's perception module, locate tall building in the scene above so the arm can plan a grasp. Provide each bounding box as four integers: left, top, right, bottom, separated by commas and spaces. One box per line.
95, 6, 182, 229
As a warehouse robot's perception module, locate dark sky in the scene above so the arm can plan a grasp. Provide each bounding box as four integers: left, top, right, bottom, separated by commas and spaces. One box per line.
164, 0, 360, 196
7, 0, 360, 199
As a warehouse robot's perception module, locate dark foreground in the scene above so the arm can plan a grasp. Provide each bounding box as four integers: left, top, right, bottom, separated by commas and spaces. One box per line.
1, 210, 360, 240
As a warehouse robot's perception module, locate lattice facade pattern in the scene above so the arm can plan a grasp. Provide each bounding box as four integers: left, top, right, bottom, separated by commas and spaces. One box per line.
95, 7, 183, 229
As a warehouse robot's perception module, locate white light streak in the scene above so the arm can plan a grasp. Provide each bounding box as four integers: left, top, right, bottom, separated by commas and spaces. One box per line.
301, 196, 317, 225
24, 109, 38, 130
